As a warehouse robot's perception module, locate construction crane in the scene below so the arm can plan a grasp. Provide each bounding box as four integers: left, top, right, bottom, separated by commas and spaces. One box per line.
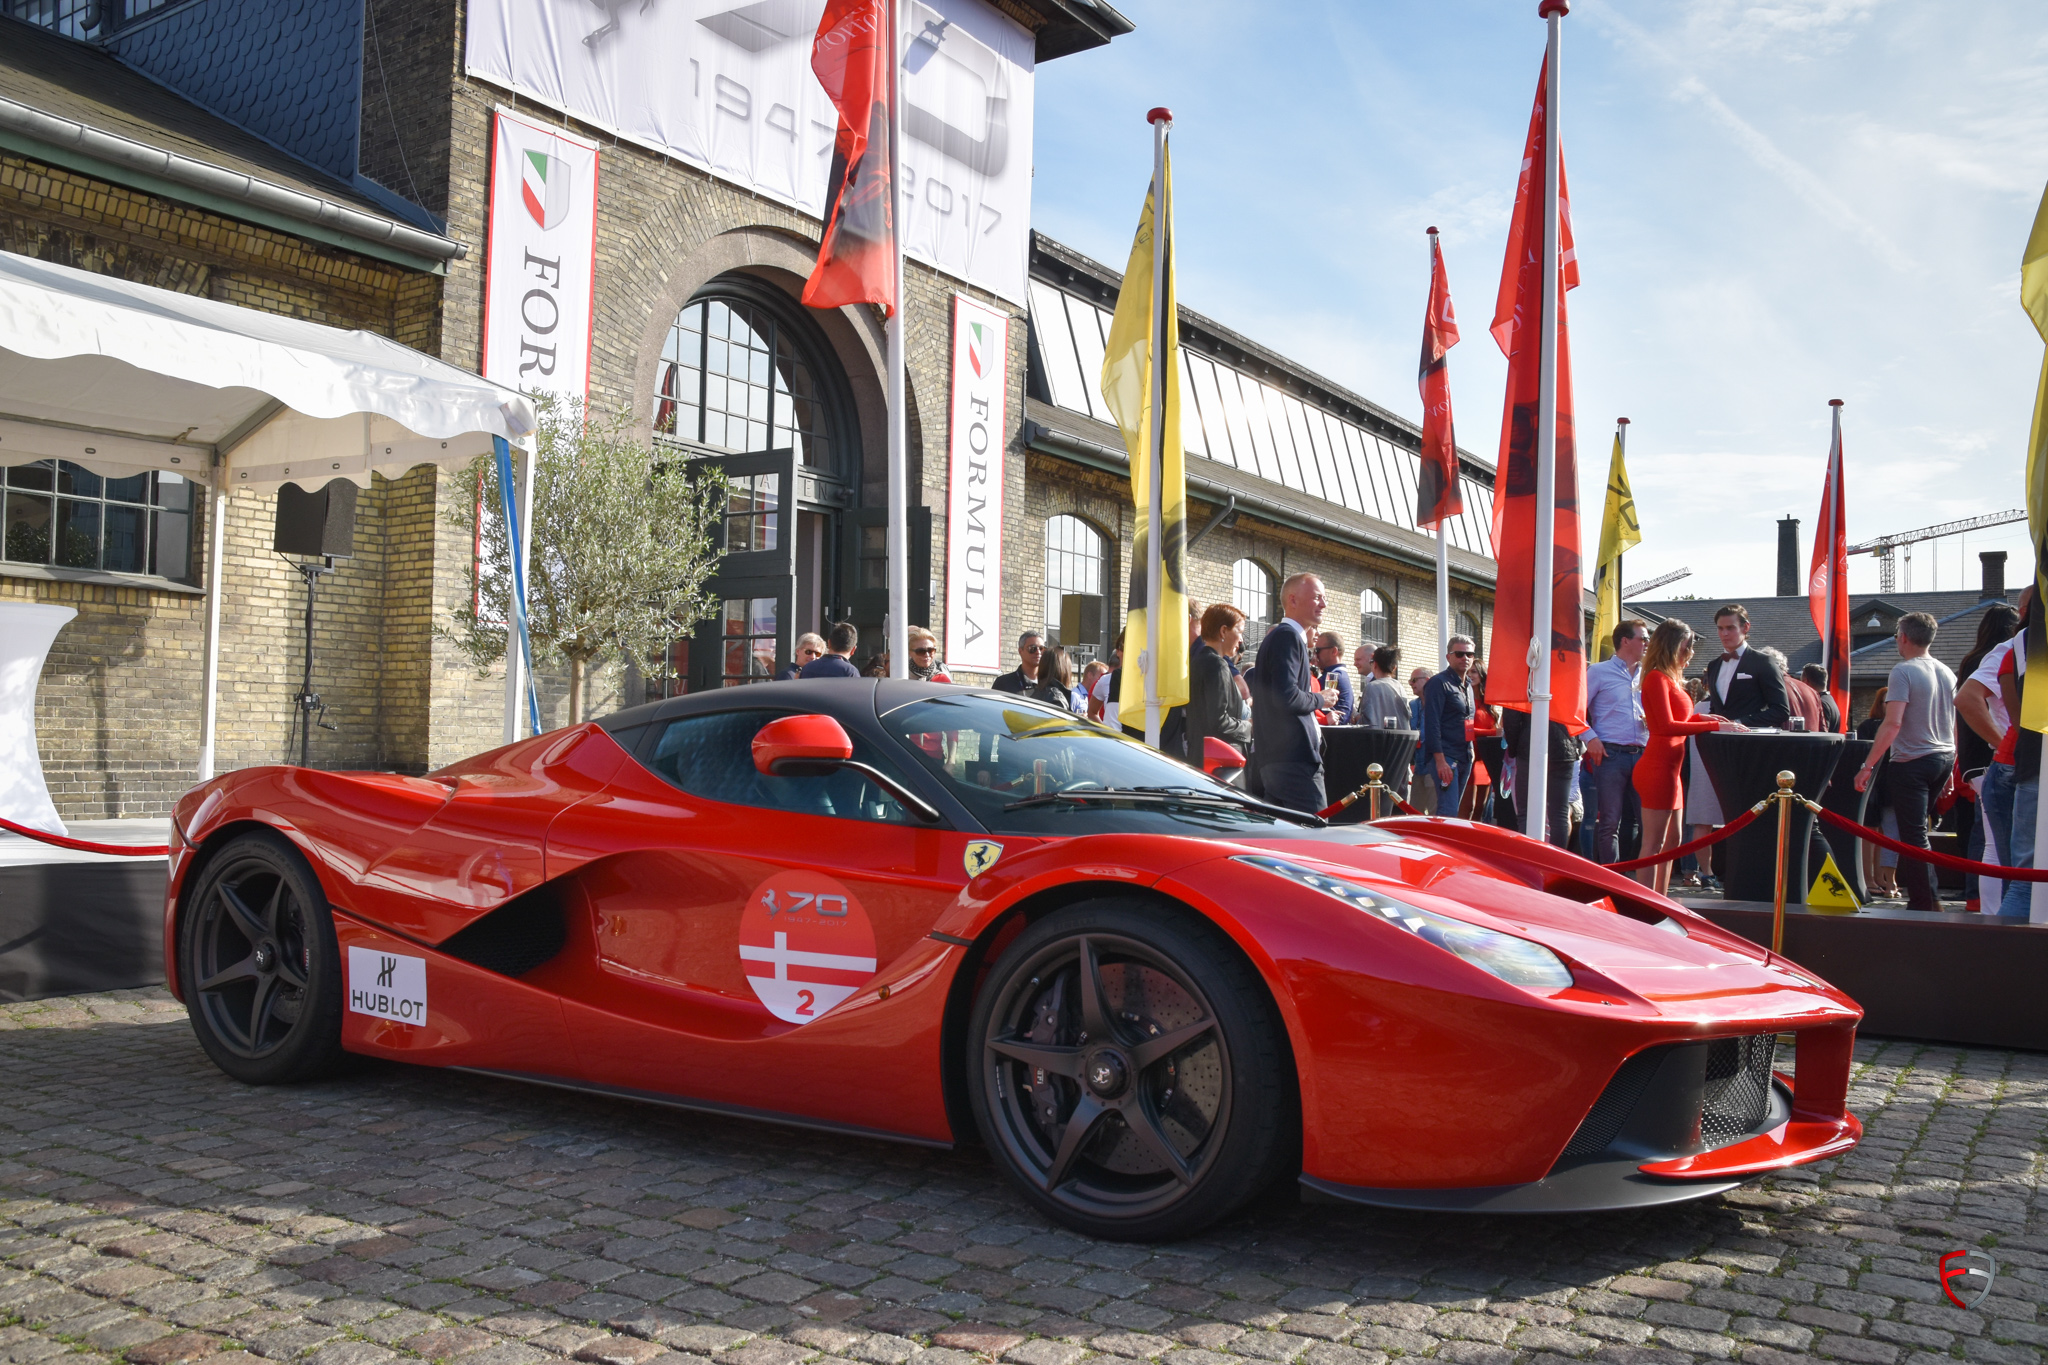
1845, 510, 2024, 593
1622, 567, 1692, 599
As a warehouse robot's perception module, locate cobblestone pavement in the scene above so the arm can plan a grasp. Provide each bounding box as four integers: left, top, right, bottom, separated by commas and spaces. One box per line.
1, 992, 2041, 1365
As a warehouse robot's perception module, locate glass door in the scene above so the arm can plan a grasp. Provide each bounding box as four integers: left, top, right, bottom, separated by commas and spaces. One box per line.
690, 449, 796, 691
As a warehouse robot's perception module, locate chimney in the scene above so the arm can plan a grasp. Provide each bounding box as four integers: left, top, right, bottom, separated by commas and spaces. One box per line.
1777, 517, 1801, 596
1982, 550, 2007, 601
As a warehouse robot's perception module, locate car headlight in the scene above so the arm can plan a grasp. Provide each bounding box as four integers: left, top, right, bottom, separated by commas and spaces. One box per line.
1235, 854, 1576, 992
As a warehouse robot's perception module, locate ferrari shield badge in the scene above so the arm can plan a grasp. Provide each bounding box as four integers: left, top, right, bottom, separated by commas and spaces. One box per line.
964, 840, 1004, 878
740, 871, 877, 1024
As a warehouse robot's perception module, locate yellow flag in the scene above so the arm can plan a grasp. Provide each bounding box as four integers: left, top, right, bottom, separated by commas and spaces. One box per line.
1807, 852, 1860, 913
1101, 145, 1189, 733
2022, 180, 2048, 731
1591, 428, 1641, 661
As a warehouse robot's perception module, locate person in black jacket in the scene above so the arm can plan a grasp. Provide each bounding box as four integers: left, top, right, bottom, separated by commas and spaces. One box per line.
991, 632, 1044, 694
1250, 573, 1328, 812
1501, 705, 1582, 848
1186, 604, 1252, 770
1701, 604, 1791, 728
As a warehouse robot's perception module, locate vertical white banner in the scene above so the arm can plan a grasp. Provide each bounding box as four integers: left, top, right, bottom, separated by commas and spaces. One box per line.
945, 294, 1007, 673
481, 107, 600, 398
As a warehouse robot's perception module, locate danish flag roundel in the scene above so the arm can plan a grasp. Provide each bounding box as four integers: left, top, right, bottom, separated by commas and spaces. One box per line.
739, 871, 878, 1024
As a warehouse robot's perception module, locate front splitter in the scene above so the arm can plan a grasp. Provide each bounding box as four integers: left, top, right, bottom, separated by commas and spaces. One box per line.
1299, 1157, 1745, 1215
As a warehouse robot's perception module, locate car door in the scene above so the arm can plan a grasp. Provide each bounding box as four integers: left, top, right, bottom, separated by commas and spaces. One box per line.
542, 705, 987, 1139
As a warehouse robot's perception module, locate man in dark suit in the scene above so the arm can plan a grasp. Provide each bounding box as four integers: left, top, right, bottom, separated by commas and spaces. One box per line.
1703, 604, 1791, 728
1250, 573, 1329, 813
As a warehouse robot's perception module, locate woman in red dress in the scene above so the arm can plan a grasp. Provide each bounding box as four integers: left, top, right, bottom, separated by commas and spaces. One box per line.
1633, 619, 1745, 893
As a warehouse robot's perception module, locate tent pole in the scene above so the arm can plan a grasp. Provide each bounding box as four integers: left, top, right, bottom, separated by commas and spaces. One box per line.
198, 478, 227, 782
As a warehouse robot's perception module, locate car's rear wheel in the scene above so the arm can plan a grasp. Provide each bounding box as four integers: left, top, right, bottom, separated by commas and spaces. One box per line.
180, 830, 346, 1084
967, 900, 1296, 1240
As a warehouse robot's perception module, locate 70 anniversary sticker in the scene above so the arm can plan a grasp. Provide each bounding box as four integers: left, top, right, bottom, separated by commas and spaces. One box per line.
740, 871, 876, 1024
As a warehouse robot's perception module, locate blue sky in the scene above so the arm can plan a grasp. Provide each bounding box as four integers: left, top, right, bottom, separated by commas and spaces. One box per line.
1029, 0, 2048, 604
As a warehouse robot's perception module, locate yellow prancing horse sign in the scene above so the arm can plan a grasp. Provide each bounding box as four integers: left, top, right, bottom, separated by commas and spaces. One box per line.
964, 840, 1004, 878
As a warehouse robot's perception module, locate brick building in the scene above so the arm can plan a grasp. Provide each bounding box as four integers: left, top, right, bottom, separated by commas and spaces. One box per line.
1, 0, 1495, 819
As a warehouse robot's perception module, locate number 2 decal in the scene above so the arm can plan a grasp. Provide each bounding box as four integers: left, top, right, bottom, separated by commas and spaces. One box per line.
795, 989, 815, 1016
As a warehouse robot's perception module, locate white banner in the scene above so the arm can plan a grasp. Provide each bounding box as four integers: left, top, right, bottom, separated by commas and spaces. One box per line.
464, 0, 1034, 305
945, 294, 1006, 673
482, 107, 600, 399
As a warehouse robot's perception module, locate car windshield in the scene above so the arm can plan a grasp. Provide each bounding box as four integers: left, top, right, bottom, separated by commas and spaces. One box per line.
880, 691, 1367, 839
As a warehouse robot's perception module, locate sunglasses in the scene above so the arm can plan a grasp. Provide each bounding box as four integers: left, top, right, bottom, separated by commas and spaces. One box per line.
799, 647, 822, 657
1022, 645, 1045, 654
1450, 650, 1474, 658
911, 646, 936, 656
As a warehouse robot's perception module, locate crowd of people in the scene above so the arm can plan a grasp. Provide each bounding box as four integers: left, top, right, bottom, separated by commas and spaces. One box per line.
771, 584, 2027, 910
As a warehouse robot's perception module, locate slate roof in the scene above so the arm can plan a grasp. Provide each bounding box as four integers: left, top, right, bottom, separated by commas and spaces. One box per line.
0, 15, 394, 225
104, 0, 365, 185
1626, 589, 2019, 688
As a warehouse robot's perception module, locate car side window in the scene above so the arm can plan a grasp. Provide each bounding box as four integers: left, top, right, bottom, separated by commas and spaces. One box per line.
645, 710, 918, 825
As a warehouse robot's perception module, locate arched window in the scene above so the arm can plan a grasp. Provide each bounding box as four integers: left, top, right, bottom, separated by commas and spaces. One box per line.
1233, 558, 1275, 625
653, 294, 836, 472
1360, 588, 1390, 646
1458, 610, 1484, 659
1044, 515, 1106, 645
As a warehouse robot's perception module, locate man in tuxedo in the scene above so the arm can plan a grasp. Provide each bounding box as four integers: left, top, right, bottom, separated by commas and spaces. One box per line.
1703, 604, 1790, 728
1251, 573, 1328, 813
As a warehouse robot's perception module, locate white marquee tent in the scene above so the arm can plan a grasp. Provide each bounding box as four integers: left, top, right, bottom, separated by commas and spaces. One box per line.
0, 250, 537, 794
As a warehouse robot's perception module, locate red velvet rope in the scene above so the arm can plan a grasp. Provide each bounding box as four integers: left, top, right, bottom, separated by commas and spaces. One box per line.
1808, 803, 2048, 882
1605, 804, 1765, 872
0, 815, 169, 857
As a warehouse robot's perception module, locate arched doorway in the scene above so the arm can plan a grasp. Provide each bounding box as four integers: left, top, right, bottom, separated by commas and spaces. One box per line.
653, 275, 912, 688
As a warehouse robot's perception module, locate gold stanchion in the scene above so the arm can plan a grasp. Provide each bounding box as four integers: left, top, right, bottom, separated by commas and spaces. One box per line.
1366, 763, 1384, 821
1771, 770, 1796, 955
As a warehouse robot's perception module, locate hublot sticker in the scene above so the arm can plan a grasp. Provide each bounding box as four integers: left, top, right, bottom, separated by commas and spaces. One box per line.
347, 947, 428, 1027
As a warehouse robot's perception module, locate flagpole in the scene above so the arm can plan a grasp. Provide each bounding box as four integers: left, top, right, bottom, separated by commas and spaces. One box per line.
1825, 400, 1843, 720
1430, 226, 1450, 669
1144, 108, 1171, 748
1613, 418, 1627, 614
1526, 0, 1566, 843
884, 0, 909, 680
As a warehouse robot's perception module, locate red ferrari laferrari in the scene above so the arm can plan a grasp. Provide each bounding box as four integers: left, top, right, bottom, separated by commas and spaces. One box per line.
164, 681, 1861, 1240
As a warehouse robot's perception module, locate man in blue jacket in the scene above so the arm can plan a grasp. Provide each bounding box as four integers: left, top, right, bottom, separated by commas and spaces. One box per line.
1250, 573, 1328, 813
798, 622, 863, 678
1418, 635, 1478, 815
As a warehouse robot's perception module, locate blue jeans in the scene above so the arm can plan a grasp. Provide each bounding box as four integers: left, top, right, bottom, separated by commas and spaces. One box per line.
1982, 762, 2016, 896
2002, 775, 2038, 917
1430, 751, 1472, 817
1588, 747, 1642, 865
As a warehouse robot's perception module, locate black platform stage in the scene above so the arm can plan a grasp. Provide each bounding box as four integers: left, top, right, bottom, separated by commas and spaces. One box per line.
0, 861, 167, 1002
1690, 900, 2047, 1052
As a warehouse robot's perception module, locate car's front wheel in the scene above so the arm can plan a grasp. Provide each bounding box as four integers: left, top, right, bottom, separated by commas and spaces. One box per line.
180, 830, 346, 1084
967, 900, 1296, 1240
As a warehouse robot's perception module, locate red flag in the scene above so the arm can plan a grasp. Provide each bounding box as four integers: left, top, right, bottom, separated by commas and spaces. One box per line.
1808, 403, 1851, 731
802, 0, 896, 316
1486, 53, 1586, 732
1416, 232, 1462, 530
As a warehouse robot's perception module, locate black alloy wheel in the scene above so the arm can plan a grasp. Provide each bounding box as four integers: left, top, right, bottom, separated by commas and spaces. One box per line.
967, 900, 1296, 1241
180, 831, 346, 1085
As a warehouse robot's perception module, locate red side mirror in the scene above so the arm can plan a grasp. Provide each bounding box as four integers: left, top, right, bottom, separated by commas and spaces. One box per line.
1202, 736, 1246, 776
753, 714, 856, 775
